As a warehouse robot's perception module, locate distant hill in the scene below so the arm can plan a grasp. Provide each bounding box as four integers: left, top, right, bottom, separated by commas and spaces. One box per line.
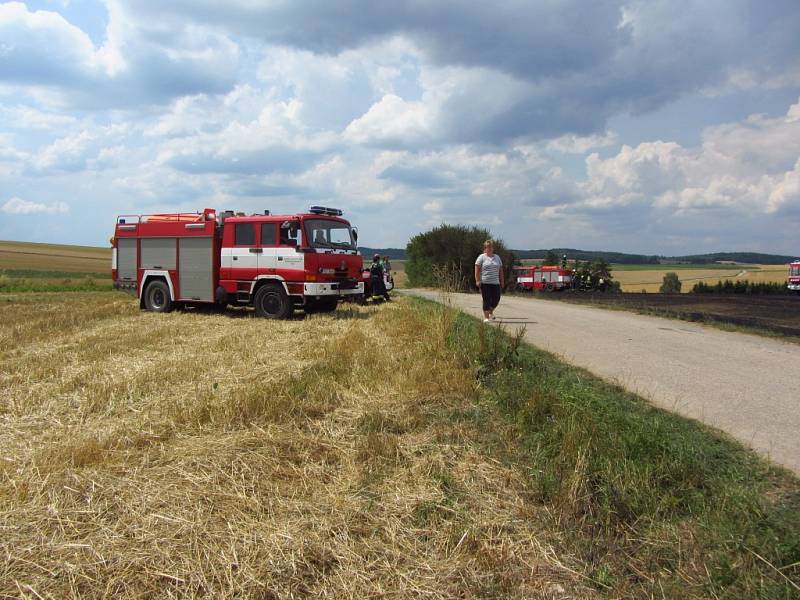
515, 249, 796, 264
359, 246, 796, 264
513, 248, 660, 264
667, 252, 797, 264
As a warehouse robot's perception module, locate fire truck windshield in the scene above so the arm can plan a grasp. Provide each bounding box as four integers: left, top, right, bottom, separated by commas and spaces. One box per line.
305, 219, 355, 249
791, 265, 800, 276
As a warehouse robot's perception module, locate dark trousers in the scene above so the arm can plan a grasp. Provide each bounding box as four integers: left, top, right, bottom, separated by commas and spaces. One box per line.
371, 275, 386, 298
480, 283, 501, 311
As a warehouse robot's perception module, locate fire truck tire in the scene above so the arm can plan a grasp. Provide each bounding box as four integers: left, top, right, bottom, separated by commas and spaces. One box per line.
143, 280, 173, 313
253, 284, 292, 319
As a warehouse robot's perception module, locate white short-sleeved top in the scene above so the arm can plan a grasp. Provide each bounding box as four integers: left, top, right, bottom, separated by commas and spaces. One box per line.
475, 253, 502, 284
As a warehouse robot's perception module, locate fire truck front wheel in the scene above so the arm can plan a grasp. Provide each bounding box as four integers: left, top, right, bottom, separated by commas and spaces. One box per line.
143, 280, 173, 313
253, 284, 292, 319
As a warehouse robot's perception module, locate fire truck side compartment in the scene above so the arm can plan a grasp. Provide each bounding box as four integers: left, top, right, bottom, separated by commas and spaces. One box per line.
117, 238, 137, 281
178, 237, 214, 301
140, 238, 177, 270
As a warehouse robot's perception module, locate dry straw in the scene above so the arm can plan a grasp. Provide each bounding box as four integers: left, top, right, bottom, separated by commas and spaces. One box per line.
1, 293, 593, 598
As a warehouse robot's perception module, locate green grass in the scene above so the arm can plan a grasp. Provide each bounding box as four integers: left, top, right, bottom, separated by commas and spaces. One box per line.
412, 298, 800, 598
0, 278, 112, 293
0, 268, 109, 279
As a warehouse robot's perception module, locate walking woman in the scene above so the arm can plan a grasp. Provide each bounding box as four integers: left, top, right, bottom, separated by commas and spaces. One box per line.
475, 239, 504, 322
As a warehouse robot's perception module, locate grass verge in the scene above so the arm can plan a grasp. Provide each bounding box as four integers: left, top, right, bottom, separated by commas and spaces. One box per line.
434, 296, 800, 598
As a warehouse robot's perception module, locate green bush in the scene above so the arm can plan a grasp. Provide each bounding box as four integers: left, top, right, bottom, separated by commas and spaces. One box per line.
660, 272, 682, 293
573, 258, 620, 292
405, 224, 516, 291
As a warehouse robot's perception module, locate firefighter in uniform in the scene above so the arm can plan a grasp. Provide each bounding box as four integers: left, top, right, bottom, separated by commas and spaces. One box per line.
370, 254, 389, 302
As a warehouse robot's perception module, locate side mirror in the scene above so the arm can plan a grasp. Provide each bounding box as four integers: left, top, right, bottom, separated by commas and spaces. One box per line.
352, 227, 358, 242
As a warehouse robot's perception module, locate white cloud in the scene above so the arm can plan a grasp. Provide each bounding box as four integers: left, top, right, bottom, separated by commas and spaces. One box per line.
768, 158, 800, 213
1, 2, 799, 253
565, 98, 800, 218
0, 1, 115, 89
31, 130, 96, 172
2, 197, 68, 215
0, 105, 77, 129
0, 2, 239, 109
344, 94, 432, 146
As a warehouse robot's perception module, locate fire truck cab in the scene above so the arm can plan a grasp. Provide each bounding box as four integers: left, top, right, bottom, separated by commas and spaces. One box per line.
513, 265, 573, 291
112, 206, 364, 318
788, 260, 800, 293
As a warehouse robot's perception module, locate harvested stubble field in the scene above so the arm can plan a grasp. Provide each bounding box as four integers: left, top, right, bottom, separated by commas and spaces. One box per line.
0, 293, 593, 598
2, 292, 798, 598
610, 264, 788, 293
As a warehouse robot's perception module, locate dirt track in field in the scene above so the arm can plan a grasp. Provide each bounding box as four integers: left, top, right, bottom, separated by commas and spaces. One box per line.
405, 290, 800, 475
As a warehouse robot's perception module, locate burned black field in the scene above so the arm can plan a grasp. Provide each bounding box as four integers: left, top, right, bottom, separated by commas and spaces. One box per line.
540, 292, 800, 337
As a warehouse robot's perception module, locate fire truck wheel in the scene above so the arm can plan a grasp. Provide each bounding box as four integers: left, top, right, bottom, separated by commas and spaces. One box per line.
254, 284, 291, 319
143, 280, 173, 312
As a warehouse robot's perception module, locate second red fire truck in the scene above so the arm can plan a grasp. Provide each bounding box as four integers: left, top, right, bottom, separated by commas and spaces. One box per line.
112, 206, 363, 318
789, 260, 800, 293
513, 265, 574, 291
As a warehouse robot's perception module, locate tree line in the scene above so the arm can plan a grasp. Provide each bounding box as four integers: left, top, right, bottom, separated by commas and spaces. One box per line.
365, 246, 796, 266
405, 225, 621, 292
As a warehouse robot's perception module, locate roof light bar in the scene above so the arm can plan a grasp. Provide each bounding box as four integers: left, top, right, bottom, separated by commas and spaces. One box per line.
309, 206, 343, 216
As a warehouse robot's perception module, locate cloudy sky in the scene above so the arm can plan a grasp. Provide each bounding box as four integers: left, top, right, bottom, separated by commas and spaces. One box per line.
1, 0, 799, 254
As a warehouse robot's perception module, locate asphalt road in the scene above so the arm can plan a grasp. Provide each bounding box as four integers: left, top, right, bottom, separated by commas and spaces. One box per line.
404, 290, 800, 475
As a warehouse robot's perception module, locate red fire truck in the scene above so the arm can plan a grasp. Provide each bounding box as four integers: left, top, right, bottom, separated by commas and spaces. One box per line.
112, 206, 364, 318
788, 260, 800, 293
513, 265, 573, 291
